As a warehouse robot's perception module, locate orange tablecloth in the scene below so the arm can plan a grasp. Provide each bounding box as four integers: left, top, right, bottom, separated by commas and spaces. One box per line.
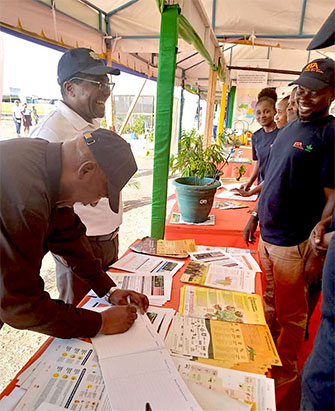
165, 200, 259, 251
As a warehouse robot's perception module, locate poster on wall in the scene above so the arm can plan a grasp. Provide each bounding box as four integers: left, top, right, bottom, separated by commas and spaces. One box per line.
236, 59, 270, 89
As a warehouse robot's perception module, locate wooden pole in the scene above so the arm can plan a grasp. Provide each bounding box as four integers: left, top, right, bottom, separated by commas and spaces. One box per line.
228, 65, 301, 75
217, 83, 227, 140
204, 48, 219, 147
118, 78, 147, 135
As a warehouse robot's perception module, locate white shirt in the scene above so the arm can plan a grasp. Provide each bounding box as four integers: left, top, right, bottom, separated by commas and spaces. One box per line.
30, 101, 122, 236
12, 105, 22, 119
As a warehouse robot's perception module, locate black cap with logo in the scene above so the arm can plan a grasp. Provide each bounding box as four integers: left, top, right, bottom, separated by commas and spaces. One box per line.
288, 58, 335, 91
58, 48, 120, 84
307, 9, 335, 50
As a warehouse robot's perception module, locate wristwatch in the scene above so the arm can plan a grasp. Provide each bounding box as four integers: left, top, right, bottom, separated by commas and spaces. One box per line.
105, 286, 118, 303
251, 211, 258, 219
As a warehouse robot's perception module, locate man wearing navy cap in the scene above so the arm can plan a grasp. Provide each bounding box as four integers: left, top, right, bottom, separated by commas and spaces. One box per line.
31, 48, 124, 306
244, 57, 335, 388
0, 129, 149, 338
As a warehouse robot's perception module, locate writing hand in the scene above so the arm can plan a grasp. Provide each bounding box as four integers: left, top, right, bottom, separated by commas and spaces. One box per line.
109, 289, 149, 314
99, 305, 137, 334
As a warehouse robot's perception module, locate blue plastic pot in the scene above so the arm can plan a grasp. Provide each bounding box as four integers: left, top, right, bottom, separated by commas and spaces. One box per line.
173, 176, 221, 223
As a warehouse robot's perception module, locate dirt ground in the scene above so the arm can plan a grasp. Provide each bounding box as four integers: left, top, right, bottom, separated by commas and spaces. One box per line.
0, 117, 175, 392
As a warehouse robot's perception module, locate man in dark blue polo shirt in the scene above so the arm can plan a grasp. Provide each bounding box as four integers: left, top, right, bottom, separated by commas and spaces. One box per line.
244, 57, 335, 388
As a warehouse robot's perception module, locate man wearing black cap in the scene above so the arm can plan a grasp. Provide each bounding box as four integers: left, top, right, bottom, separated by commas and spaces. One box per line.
244, 57, 335, 388
31, 48, 124, 306
0, 129, 148, 338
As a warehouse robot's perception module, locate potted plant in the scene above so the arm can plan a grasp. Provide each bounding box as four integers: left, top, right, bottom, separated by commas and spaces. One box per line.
169, 129, 230, 223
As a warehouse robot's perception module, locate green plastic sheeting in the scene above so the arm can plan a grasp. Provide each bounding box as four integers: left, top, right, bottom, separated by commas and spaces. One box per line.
150, 4, 180, 239
227, 86, 236, 128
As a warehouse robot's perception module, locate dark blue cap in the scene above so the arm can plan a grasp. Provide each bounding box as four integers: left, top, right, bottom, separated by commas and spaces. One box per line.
58, 48, 120, 84
307, 9, 335, 50
83, 129, 137, 213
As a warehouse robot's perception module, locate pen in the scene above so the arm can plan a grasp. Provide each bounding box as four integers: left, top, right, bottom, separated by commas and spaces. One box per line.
127, 295, 131, 305
145, 402, 152, 411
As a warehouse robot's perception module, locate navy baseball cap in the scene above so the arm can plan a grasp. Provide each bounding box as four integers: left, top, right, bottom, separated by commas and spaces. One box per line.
83, 129, 137, 213
58, 48, 120, 84
288, 58, 335, 91
307, 9, 335, 50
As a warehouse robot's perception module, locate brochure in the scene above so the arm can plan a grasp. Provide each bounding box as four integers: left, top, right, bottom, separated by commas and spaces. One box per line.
180, 261, 256, 293
130, 236, 196, 258
179, 285, 266, 325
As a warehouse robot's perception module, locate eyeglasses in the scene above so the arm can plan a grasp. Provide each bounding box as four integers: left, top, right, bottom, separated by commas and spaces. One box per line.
69, 77, 115, 91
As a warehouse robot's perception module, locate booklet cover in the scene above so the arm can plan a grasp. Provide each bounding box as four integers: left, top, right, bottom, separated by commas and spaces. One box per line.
130, 236, 196, 258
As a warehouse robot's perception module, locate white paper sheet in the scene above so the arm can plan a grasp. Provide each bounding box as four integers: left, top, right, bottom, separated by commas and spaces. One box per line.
110, 252, 184, 276
92, 314, 165, 360
99, 349, 201, 411
216, 190, 258, 202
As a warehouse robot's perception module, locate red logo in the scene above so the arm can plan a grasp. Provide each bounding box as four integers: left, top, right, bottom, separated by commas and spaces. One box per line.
304, 62, 324, 74
292, 142, 304, 150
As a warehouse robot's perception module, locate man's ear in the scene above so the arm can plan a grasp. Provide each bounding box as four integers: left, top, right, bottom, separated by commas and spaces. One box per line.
62, 80, 76, 98
77, 161, 98, 181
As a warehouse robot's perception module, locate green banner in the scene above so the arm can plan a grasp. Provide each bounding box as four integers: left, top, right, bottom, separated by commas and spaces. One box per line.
150, 4, 180, 238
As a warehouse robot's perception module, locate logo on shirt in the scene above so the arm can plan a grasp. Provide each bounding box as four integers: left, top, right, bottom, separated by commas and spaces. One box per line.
292, 142, 313, 152
303, 62, 324, 74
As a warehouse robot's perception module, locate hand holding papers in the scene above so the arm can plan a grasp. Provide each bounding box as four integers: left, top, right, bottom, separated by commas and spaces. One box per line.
216, 183, 258, 202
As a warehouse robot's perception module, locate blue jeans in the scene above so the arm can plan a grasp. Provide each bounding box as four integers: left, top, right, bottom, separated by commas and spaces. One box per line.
14, 118, 21, 134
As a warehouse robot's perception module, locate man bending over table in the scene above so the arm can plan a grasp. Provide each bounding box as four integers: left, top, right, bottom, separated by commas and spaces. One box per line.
0, 129, 149, 338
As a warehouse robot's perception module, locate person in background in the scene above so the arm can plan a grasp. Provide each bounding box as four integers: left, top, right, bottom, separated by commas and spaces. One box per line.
258, 87, 278, 103
0, 129, 149, 338
30, 48, 123, 306
32, 105, 39, 125
235, 95, 278, 197
287, 86, 298, 122
12, 100, 22, 137
243, 57, 335, 388
21, 103, 33, 135
274, 96, 289, 129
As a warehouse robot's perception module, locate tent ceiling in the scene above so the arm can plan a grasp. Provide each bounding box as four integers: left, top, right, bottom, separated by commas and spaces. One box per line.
1, 0, 334, 96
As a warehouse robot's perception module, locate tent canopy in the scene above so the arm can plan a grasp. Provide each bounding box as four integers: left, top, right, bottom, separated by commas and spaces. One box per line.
1, 0, 334, 96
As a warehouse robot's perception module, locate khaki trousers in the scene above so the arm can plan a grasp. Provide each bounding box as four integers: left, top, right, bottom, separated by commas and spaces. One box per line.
258, 237, 311, 374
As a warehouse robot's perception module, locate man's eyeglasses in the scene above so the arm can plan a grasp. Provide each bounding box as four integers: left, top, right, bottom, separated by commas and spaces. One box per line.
69, 77, 115, 91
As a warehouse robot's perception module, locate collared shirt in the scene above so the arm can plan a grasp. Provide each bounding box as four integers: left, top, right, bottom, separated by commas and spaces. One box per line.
0, 138, 115, 338
30, 101, 122, 236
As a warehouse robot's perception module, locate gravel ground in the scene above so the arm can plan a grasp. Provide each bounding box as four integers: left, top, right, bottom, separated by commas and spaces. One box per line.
0, 117, 175, 392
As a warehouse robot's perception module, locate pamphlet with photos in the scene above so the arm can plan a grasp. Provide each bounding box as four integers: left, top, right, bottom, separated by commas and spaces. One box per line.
130, 236, 196, 258
180, 260, 256, 293
179, 285, 266, 325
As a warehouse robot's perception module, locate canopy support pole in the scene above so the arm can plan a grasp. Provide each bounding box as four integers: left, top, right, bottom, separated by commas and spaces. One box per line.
118, 78, 147, 135
203, 49, 218, 147
178, 75, 185, 143
217, 83, 227, 141
150, 4, 179, 239
227, 86, 236, 128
